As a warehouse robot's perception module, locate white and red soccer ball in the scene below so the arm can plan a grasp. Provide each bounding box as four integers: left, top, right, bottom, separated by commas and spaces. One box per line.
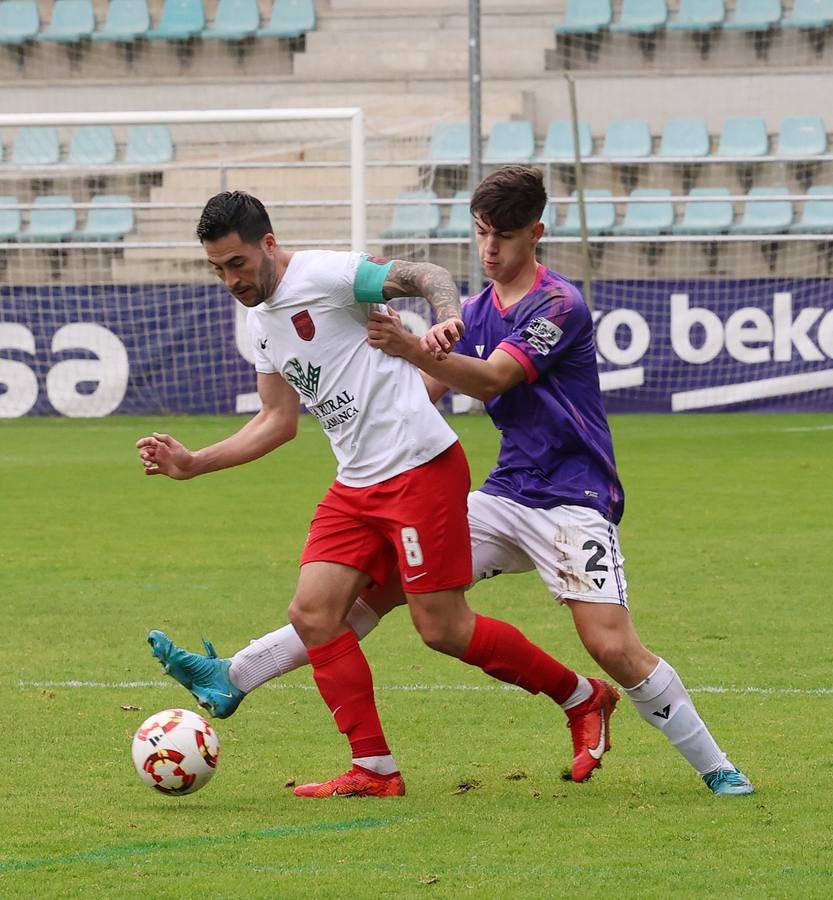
131, 708, 219, 795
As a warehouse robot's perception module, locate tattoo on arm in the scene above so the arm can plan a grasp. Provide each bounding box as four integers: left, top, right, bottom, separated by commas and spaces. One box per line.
383, 260, 461, 321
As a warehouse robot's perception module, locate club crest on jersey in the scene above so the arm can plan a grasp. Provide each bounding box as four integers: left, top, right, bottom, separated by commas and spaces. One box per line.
521, 317, 563, 354
291, 310, 315, 341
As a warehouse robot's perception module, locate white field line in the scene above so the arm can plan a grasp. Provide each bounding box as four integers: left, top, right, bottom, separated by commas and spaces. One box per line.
16, 680, 833, 696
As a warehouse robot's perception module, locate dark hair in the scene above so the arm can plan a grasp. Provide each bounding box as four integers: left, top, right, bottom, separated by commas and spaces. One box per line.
196, 191, 274, 244
470, 165, 547, 231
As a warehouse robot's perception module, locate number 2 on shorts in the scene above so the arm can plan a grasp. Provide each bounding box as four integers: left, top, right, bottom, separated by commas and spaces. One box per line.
400, 527, 424, 566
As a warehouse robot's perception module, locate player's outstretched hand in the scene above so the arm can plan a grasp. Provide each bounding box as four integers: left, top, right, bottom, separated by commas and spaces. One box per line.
420, 317, 465, 361
135, 432, 196, 480
367, 307, 419, 359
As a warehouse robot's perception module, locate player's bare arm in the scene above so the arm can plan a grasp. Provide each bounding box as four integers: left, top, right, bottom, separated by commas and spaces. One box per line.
382, 260, 464, 356
367, 308, 524, 402
136, 372, 299, 478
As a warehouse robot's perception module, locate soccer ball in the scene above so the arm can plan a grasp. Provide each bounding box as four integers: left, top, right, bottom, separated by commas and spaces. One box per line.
131, 708, 220, 795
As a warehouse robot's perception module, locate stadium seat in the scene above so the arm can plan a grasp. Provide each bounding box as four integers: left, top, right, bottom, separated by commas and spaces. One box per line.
258, 0, 315, 39
716, 116, 769, 157
203, 0, 259, 41
67, 127, 117, 166
125, 125, 174, 164
147, 0, 205, 42
552, 189, 616, 236
437, 191, 471, 238
38, 0, 96, 44
658, 117, 710, 158
382, 191, 441, 238
428, 121, 469, 164
668, 0, 725, 55
776, 115, 827, 157
540, 120, 592, 161
790, 185, 833, 233
0, 196, 21, 241
12, 127, 60, 166
602, 119, 652, 158
483, 120, 535, 164
76, 194, 135, 241
92, 0, 150, 42
0, 0, 39, 44
731, 186, 793, 233
613, 188, 674, 235
611, 0, 668, 34
556, 0, 612, 33
724, 0, 782, 33
783, 0, 833, 52
672, 187, 734, 234
19, 195, 76, 241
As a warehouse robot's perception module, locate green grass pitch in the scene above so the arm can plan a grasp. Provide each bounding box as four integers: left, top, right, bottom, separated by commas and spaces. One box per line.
1, 412, 832, 898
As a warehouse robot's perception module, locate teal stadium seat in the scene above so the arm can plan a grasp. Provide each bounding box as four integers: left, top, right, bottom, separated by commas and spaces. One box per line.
38, 0, 95, 43
776, 115, 827, 156
672, 187, 734, 234
790, 186, 833, 233
147, 0, 205, 41
731, 186, 793, 233
782, 0, 833, 28
12, 127, 60, 165
658, 117, 710, 158
556, 0, 612, 33
92, 0, 150, 42
540, 120, 592, 161
716, 116, 769, 157
553, 189, 616, 236
668, 0, 725, 30
483, 120, 535, 164
20, 195, 76, 241
0, 0, 39, 44
382, 191, 441, 239
203, 0, 259, 41
0, 196, 21, 241
429, 121, 469, 163
724, 0, 782, 31
258, 0, 315, 39
602, 119, 652, 158
68, 127, 117, 166
611, 0, 668, 34
613, 188, 674, 235
437, 191, 471, 238
77, 194, 135, 241
125, 125, 174, 164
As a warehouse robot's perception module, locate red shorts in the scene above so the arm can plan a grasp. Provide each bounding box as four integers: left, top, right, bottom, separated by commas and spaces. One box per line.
301, 442, 472, 593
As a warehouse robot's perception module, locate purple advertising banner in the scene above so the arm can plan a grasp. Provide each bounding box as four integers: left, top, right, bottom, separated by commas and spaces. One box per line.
2, 279, 833, 417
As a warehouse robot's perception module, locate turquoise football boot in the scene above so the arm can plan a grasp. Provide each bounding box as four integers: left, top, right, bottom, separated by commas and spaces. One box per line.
702, 767, 755, 796
147, 630, 246, 718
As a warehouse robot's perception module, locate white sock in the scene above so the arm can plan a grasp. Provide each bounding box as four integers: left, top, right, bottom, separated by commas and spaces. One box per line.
625, 658, 730, 776
229, 597, 381, 694
353, 754, 399, 775
560, 673, 594, 711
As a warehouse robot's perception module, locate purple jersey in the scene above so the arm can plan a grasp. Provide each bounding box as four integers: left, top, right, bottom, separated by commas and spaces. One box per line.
456, 264, 624, 524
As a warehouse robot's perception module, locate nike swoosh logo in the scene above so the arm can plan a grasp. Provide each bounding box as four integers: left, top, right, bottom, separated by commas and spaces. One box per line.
403, 572, 428, 583
587, 714, 606, 760
213, 691, 234, 699
260, 339, 268, 349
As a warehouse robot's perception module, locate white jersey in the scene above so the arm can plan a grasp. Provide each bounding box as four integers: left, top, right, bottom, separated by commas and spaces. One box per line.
247, 249, 457, 487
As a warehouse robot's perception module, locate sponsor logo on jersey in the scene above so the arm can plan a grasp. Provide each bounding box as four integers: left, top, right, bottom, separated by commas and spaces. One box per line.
521, 317, 563, 354
307, 389, 359, 430
284, 358, 321, 402
291, 310, 316, 341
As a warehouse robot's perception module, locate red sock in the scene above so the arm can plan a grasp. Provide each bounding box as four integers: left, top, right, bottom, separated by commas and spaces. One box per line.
307, 630, 391, 759
462, 614, 578, 704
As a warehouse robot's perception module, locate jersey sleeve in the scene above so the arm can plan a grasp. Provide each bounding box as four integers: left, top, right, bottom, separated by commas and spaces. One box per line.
246, 309, 278, 374
497, 284, 590, 382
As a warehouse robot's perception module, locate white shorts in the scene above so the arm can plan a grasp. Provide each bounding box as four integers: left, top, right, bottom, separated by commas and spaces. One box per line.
467, 491, 629, 608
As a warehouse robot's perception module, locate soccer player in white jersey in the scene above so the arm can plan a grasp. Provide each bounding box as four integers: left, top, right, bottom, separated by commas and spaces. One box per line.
365, 165, 754, 797
138, 190, 619, 798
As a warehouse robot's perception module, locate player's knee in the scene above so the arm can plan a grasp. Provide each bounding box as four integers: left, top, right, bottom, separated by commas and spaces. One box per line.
583, 631, 627, 672
409, 608, 469, 657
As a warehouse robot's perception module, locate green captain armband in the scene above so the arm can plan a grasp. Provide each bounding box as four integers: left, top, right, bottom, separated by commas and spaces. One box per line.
354, 256, 395, 303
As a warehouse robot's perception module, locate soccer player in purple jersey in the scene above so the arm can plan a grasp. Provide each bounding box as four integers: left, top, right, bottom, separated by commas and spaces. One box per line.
367, 165, 754, 797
